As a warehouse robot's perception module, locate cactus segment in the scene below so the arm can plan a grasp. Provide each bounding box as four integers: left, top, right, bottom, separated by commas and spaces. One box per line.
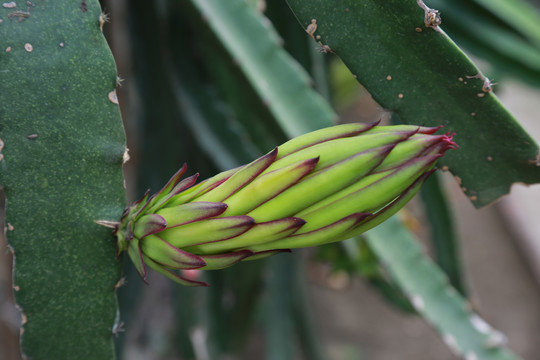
161, 216, 255, 248
199, 250, 254, 270
133, 214, 167, 239
157, 202, 228, 227
220, 157, 319, 216
140, 235, 207, 269
185, 217, 306, 254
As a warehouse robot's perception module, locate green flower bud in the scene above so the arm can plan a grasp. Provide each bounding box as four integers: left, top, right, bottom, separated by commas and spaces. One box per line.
114, 122, 457, 286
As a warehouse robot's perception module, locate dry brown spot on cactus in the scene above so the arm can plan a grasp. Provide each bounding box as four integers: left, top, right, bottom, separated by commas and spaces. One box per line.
477, 93, 485, 98
123, 148, 130, 164
2, 2, 16, 9
386, 75, 392, 81
416, 0, 442, 32
424, 9, 441, 28
466, 72, 483, 80
415, 27, 422, 33
7, 223, 14, 231
5, 46, 11, 52
466, 73, 495, 93
27, 134, 38, 139
108, 89, 119, 104
306, 19, 317, 39
398, 93, 404, 99
114, 277, 127, 289
24, 43, 32, 52
80, 0, 87, 12
8, 10, 30, 21
305, 19, 334, 54
317, 42, 333, 54
487, 156, 493, 161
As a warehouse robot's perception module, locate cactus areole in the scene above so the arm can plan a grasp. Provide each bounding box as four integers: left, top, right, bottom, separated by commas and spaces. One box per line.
113, 122, 457, 286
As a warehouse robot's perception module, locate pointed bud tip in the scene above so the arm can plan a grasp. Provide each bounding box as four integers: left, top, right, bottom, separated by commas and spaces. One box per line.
418, 125, 443, 134
442, 131, 458, 150
371, 119, 382, 127
307, 156, 320, 166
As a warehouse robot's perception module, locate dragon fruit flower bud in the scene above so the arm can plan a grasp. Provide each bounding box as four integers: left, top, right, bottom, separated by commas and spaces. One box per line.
114, 122, 457, 286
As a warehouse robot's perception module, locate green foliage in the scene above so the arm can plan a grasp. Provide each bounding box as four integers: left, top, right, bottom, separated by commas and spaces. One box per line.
421, 173, 466, 294
190, 0, 336, 138
430, 0, 540, 86
366, 216, 519, 360
0, 1, 125, 358
3, 0, 539, 358
286, 0, 540, 207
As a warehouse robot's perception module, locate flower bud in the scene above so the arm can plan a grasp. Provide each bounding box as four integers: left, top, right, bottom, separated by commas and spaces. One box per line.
114, 122, 456, 286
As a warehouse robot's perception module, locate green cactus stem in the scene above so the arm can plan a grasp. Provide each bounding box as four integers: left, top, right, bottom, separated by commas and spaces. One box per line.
0, 1, 126, 358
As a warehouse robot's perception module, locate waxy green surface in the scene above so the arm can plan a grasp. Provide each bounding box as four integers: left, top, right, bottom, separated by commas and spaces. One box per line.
0, 1, 125, 358
286, 0, 540, 207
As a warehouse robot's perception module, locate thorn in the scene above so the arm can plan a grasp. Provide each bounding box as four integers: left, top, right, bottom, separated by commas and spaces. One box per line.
416, 0, 442, 32
94, 220, 120, 229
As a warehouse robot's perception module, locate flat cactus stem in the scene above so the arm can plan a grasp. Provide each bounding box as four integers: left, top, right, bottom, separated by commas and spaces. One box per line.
189, 0, 337, 138
365, 216, 520, 360
286, 0, 540, 207
0, 1, 126, 358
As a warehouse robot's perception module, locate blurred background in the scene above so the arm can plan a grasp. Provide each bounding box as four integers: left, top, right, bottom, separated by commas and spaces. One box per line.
2, 0, 540, 359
